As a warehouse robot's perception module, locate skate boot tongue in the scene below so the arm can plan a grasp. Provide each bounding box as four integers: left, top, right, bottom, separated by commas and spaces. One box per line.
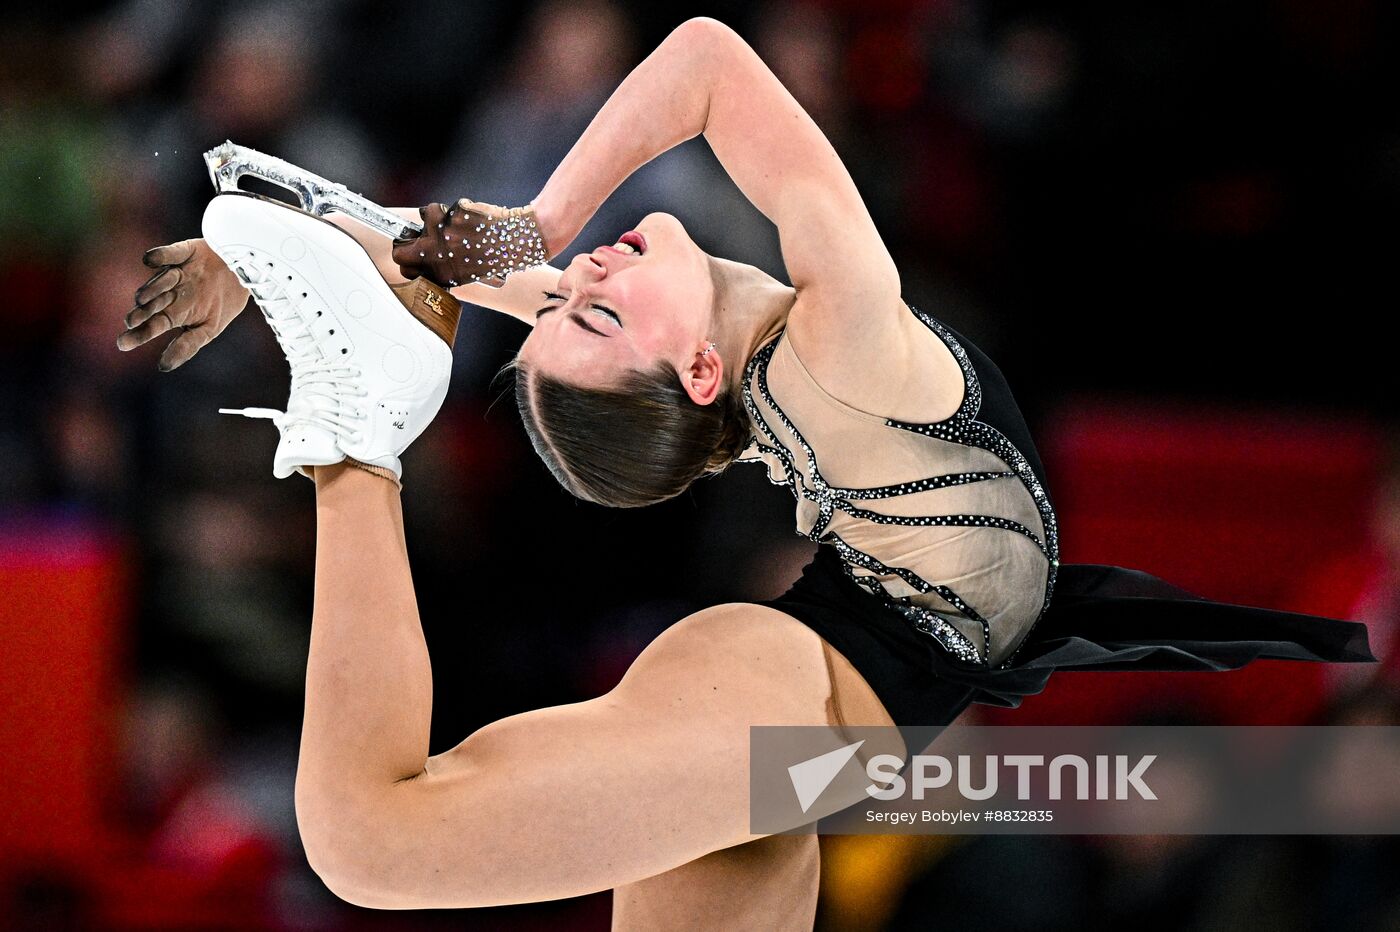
274, 385, 347, 478
272, 422, 342, 480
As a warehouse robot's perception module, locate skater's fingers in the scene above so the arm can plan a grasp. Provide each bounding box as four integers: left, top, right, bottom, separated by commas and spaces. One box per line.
391, 236, 426, 269
156, 325, 210, 372
419, 202, 452, 233
142, 240, 198, 269
136, 266, 167, 291
125, 289, 176, 329
455, 198, 503, 220
393, 258, 430, 283
135, 266, 181, 306
115, 308, 176, 351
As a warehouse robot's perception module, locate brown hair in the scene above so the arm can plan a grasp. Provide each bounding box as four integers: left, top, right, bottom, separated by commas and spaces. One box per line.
503, 356, 752, 507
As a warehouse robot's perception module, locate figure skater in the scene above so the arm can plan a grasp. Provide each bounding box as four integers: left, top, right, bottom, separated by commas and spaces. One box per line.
117, 18, 1374, 928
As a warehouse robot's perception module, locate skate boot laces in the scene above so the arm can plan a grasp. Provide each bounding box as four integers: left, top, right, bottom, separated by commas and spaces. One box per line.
218, 259, 368, 443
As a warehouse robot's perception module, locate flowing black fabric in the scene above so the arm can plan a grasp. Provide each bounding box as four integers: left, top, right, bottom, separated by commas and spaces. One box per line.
755, 543, 1377, 727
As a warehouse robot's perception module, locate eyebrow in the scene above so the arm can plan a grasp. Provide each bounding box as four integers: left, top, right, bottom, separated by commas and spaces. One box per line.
569, 312, 608, 337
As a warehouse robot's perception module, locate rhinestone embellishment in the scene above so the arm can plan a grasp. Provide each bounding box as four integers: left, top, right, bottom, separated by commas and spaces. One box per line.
448, 203, 547, 284
739, 303, 1060, 669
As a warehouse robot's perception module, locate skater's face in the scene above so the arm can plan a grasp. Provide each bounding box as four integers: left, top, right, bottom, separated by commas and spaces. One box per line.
517, 212, 715, 391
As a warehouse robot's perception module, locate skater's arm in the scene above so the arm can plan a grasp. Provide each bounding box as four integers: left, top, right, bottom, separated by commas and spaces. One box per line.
328, 210, 561, 328
531, 17, 898, 302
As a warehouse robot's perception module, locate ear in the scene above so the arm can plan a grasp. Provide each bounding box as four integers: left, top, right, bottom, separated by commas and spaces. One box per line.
682, 344, 722, 406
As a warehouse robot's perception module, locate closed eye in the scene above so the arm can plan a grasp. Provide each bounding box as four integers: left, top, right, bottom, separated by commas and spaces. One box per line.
589, 305, 621, 326
534, 290, 621, 328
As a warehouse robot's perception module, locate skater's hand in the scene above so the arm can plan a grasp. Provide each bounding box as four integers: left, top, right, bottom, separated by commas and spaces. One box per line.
117, 238, 251, 371
391, 199, 547, 290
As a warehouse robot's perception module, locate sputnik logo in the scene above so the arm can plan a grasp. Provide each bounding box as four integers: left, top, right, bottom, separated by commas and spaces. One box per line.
787, 741, 865, 813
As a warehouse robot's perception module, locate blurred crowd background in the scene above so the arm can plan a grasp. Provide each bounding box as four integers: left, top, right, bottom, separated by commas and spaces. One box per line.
2, 0, 1398, 929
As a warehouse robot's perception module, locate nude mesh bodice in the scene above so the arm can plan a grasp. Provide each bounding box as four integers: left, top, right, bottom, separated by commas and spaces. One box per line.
736, 303, 1060, 668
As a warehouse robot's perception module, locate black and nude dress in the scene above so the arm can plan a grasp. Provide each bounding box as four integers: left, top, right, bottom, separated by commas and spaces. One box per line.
737, 302, 1374, 727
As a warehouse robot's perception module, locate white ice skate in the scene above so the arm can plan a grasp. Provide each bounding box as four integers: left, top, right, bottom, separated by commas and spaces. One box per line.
201, 192, 461, 482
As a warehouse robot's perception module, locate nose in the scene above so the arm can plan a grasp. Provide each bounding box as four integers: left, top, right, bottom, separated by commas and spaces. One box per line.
573, 251, 608, 282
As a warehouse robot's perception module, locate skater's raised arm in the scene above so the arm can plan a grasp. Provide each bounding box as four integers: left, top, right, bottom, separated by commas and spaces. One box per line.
530, 17, 898, 302
398, 17, 897, 312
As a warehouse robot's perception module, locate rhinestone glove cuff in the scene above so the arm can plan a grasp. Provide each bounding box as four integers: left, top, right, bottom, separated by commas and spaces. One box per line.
391, 200, 548, 289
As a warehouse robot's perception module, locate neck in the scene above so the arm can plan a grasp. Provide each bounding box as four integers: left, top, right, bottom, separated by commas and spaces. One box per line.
706, 256, 794, 396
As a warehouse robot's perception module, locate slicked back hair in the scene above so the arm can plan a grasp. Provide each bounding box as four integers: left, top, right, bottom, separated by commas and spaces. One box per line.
503, 356, 752, 507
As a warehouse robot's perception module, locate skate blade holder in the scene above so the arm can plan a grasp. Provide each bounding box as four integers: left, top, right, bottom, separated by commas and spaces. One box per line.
203, 140, 423, 241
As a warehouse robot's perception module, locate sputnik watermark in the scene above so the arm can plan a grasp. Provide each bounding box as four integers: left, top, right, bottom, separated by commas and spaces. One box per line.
886, 752, 1151, 802
751, 725, 1400, 834
789, 742, 1154, 813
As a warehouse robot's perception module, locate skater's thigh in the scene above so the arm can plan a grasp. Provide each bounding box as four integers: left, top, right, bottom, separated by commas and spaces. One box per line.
613, 833, 821, 931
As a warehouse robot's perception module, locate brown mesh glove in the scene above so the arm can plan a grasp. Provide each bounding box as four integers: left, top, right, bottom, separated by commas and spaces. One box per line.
116, 239, 252, 371
391, 199, 548, 290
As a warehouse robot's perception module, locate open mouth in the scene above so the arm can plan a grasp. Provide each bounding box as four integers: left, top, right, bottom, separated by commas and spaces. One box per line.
613, 231, 647, 255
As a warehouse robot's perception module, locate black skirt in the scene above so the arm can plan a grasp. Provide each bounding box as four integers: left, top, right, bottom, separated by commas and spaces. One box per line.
753, 543, 1377, 727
